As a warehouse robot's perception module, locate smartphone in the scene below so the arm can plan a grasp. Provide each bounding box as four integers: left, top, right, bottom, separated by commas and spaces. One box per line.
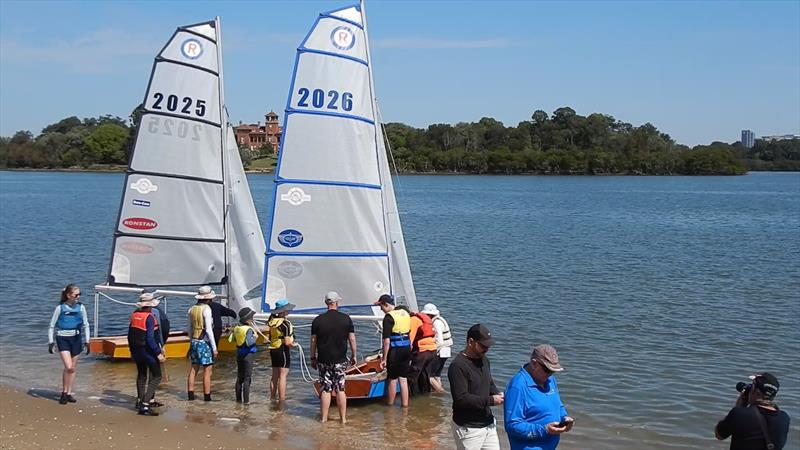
558, 418, 574, 427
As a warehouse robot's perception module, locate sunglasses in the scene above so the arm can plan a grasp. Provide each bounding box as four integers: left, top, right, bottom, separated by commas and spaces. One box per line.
72, 292, 81, 297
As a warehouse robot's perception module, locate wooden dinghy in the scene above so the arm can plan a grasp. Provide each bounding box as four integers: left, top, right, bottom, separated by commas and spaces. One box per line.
312, 355, 398, 400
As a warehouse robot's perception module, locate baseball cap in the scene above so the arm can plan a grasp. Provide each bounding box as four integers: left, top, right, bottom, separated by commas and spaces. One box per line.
373, 294, 395, 305
751, 372, 780, 399
467, 323, 495, 348
531, 344, 564, 372
324, 291, 342, 304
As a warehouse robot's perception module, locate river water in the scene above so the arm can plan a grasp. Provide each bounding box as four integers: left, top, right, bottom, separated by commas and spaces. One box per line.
1, 171, 798, 449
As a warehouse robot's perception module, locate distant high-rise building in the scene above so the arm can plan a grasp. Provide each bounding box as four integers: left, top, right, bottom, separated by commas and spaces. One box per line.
741, 130, 755, 149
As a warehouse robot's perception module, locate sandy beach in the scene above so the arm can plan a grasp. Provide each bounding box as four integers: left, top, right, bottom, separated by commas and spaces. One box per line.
0, 385, 299, 450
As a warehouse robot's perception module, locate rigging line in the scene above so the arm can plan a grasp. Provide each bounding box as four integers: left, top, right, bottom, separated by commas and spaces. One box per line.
375, 101, 403, 192
251, 318, 315, 382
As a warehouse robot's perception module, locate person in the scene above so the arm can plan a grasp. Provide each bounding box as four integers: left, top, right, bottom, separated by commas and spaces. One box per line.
47, 283, 90, 405
127, 293, 165, 416
207, 293, 236, 347
310, 291, 356, 423
375, 294, 412, 407
268, 299, 297, 402
448, 323, 504, 450
186, 285, 218, 401
504, 344, 574, 450
151, 302, 170, 345
229, 307, 258, 404
422, 302, 453, 393
407, 306, 438, 395
715, 372, 791, 450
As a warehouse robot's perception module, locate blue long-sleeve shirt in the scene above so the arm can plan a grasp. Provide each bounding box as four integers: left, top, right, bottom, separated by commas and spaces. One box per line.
504, 364, 568, 450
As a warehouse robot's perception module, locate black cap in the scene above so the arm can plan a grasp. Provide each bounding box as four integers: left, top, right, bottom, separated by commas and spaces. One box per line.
467, 323, 495, 348
753, 373, 780, 399
238, 307, 256, 323
373, 294, 395, 305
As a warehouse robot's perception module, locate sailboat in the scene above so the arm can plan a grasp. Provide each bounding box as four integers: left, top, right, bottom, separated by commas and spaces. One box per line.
260, 2, 418, 399
89, 18, 266, 359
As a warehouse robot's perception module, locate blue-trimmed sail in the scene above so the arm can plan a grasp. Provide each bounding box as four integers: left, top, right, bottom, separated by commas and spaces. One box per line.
261, 4, 417, 314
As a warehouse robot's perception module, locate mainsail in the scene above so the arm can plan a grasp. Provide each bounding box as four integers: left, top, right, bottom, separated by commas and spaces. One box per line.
107, 18, 264, 312
261, 3, 417, 316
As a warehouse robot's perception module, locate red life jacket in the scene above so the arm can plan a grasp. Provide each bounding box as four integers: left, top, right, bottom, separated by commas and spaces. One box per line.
128, 310, 158, 348
130, 311, 158, 331
414, 312, 435, 339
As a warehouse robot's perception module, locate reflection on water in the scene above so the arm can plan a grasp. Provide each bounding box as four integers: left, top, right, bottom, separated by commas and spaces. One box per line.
1, 172, 799, 449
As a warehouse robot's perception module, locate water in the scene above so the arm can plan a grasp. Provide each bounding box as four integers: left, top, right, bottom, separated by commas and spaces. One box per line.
1, 171, 798, 449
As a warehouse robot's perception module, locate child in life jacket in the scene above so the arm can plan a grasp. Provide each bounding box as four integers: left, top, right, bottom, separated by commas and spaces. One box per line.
229, 307, 258, 404
267, 299, 296, 402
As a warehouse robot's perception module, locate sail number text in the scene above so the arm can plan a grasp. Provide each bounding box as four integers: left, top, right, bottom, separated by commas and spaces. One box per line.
147, 117, 201, 141
297, 88, 353, 111
151, 93, 207, 117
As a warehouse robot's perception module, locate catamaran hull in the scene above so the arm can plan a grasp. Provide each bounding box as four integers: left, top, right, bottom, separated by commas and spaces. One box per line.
312, 357, 399, 400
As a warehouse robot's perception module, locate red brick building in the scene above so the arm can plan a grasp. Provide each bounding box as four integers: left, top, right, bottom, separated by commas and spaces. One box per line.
234, 111, 282, 154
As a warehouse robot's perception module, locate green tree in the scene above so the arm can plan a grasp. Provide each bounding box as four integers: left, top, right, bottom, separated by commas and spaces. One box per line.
84, 123, 129, 164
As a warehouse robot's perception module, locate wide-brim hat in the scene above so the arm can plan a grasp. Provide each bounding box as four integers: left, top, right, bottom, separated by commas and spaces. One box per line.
195, 285, 216, 300
273, 299, 296, 314
421, 303, 440, 316
135, 292, 160, 308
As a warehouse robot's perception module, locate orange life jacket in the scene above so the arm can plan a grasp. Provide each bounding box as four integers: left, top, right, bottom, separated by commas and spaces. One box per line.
414, 313, 435, 339
128, 310, 158, 348
410, 313, 437, 352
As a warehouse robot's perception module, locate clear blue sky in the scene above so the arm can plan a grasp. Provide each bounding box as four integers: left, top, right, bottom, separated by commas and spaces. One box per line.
1, 0, 798, 146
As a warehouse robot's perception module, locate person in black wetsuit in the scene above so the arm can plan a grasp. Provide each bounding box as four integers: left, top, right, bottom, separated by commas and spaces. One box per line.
127, 293, 165, 416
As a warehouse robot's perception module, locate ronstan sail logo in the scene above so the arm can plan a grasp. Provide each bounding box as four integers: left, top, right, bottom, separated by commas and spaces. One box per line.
181, 38, 203, 60
122, 218, 158, 230
330, 26, 355, 50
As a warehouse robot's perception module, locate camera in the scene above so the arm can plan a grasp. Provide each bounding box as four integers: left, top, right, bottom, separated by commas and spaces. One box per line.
736, 382, 752, 394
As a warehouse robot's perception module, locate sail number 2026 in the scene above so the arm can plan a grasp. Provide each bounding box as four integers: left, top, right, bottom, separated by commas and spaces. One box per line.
297, 88, 353, 111
151, 93, 206, 117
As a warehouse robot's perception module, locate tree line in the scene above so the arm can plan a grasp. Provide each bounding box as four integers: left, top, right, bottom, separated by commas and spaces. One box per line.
2, 106, 798, 174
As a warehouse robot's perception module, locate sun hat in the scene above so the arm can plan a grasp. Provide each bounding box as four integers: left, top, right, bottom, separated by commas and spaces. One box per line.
272, 299, 296, 314
324, 291, 342, 304
373, 294, 395, 306
531, 344, 564, 372
238, 307, 256, 323
467, 323, 495, 348
135, 292, 160, 308
751, 372, 780, 399
421, 303, 440, 316
195, 285, 216, 300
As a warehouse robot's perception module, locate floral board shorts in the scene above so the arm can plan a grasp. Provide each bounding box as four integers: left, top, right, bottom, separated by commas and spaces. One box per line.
189, 339, 214, 366
317, 362, 347, 393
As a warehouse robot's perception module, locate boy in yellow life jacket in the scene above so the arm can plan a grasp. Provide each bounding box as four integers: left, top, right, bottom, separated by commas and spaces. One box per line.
228, 307, 257, 404
267, 299, 296, 402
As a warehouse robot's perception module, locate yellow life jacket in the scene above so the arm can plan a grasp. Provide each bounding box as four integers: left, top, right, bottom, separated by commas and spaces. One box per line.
267, 316, 294, 350
388, 309, 411, 334
229, 324, 254, 347
189, 303, 210, 340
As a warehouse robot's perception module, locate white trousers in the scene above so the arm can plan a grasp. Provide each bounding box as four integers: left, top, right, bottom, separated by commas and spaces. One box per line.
452, 420, 500, 450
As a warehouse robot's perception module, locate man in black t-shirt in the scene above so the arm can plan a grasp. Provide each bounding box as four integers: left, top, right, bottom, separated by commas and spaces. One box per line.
715, 372, 791, 450
310, 291, 356, 423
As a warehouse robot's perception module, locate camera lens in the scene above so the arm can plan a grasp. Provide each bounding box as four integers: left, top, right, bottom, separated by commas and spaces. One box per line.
735, 382, 752, 393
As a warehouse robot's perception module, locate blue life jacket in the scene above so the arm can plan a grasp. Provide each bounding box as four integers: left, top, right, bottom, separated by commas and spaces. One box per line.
56, 303, 83, 331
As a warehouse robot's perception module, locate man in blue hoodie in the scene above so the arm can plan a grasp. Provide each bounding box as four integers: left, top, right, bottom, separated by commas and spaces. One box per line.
504, 344, 574, 450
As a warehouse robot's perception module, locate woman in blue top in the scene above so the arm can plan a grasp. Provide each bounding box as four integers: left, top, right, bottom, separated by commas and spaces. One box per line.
47, 284, 91, 405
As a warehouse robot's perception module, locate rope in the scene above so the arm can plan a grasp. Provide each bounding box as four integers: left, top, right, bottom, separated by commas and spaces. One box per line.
97, 292, 138, 307
251, 318, 316, 384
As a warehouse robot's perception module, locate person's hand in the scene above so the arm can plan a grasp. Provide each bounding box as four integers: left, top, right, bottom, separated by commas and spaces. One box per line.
380, 359, 386, 370
85, 343, 91, 355
349, 356, 357, 367
213, 350, 219, 358
562, 417, 575, 432
157, 353, 167, 363
491, 393, 504, 405
311, 357, 318, 369
48, 343, 54, 354
545, 422, 567, 435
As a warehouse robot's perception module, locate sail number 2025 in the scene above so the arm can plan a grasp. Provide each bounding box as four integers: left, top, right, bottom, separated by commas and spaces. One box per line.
297, 88, 353, 111
151, 93, 206, 117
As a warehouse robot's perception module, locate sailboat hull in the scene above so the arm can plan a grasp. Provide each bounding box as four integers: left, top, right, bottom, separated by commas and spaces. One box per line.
312, 356, 399, 400
89, 329, 267, 360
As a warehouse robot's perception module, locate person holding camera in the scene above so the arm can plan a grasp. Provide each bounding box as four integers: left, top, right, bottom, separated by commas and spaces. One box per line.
715, 372, 790, 450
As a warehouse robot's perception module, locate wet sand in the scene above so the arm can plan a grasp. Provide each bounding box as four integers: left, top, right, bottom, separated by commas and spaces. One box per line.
0, 385, 298, 450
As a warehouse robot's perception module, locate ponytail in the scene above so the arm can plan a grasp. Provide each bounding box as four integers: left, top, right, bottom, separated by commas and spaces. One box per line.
60, 283, 78, 303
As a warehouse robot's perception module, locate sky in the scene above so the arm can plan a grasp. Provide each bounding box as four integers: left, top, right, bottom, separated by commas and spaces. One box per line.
0, 0, 798, 147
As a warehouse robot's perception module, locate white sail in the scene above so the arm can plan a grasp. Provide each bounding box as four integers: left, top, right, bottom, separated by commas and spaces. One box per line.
108, 19, 264, 305
261, 4, 417, 315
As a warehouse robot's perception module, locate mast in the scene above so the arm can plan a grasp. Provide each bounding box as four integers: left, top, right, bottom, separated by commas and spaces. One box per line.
215, 16, 232, 302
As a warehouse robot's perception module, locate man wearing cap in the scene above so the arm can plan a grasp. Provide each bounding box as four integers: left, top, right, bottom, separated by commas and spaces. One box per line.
376, 294, 412, 407
186, 286, 218, 402
448, 323, 504, 450
504, 344, 574, 450
310, 291, 357, 423
715, 372, 790, 449
127, 293, 165, 416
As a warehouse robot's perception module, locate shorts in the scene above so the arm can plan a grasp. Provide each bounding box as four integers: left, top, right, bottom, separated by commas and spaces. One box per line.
56, 334, 83, 357
317, 361, 347, 393
270, 346, 291, 368
430, 356, 448, 377
386, 346, 412, 379
189, 339, 214, 366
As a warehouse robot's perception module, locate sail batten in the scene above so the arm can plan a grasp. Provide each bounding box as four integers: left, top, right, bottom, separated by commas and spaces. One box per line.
261, 4, 416, 316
